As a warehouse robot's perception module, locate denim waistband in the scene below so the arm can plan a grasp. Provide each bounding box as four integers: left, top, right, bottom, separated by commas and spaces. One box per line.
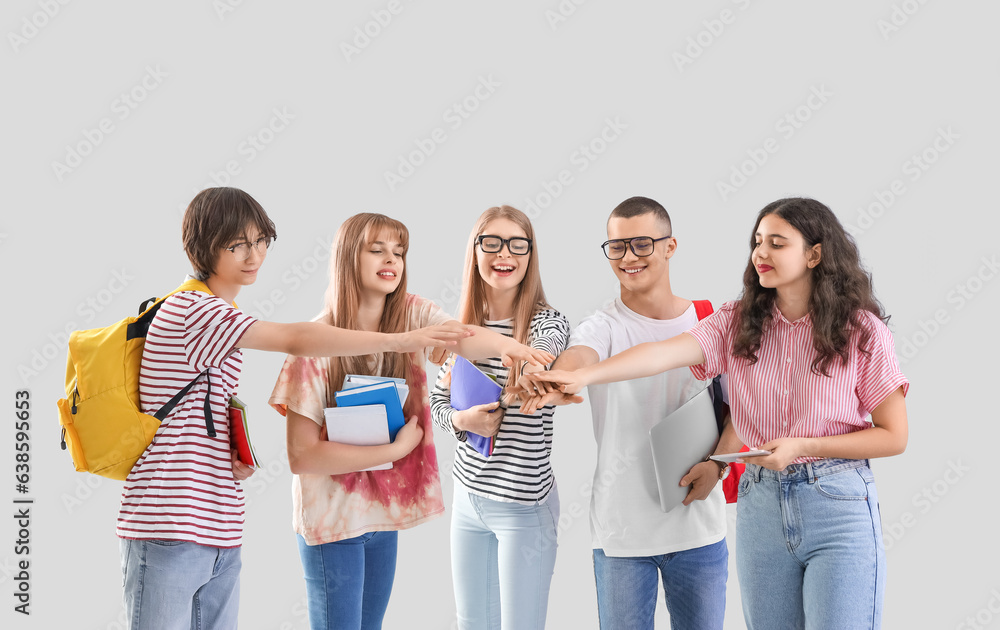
746, 458, 870, 483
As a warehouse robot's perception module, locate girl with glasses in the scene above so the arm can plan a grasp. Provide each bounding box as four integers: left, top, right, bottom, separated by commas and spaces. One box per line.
430, 206, 570, 630
267, 213, 552, 630
528, 198, 908, 629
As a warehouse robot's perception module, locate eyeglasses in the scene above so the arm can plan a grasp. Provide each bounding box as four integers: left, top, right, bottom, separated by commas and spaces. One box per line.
601, 235, 671, 260
225, 235, 275, 261
477, 235, 532, 256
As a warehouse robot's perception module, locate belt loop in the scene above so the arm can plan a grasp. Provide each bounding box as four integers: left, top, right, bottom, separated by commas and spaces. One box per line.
752, 463, 762, 482
806, 462, 816, 484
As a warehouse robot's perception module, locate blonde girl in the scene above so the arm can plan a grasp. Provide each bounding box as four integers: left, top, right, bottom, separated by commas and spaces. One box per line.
430, 206, 570, 630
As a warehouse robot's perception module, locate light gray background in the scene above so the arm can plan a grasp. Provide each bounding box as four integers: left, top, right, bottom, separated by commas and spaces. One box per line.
2, 2, 998, 628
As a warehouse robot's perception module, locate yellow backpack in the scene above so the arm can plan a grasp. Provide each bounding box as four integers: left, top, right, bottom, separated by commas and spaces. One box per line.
56, 278, 219, 480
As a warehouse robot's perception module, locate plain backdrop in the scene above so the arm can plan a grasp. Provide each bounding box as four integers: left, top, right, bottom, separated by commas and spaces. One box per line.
2, 2, 998, 629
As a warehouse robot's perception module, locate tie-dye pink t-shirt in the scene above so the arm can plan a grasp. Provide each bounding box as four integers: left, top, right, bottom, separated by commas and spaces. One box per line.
268, 294, 450, 545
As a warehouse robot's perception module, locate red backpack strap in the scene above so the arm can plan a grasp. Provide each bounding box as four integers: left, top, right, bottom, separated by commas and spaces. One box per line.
692, 300, 714, 321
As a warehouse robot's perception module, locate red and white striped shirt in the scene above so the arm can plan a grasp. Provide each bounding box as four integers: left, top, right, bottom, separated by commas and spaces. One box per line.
687, 302, 908, 464
117, 290, 257, 547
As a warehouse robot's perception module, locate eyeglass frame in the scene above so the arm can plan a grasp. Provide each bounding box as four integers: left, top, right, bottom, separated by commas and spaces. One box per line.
600, 235, 672, 260
225, 235, 276, 261
476, 234, 533, 256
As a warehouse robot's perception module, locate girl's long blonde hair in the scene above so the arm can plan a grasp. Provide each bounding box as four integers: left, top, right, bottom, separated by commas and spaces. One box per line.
457, 205, 549, 386
321, 213, 413, 400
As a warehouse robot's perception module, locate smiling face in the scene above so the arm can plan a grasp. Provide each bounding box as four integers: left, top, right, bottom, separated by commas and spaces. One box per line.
358, 229, 405, 298
212, 226, 267, 290
476, 217, 530, 298
606, 213, 675, 293
753, 213, 821, 296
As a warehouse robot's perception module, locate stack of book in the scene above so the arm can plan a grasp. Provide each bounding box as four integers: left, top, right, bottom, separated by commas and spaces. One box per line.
324, 375, 409, 471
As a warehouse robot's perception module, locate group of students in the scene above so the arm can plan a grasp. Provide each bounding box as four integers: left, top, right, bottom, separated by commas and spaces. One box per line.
114, 187, 908, 630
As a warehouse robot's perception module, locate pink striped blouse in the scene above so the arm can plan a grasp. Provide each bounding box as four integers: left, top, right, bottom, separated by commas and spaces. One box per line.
687, 302, 908, 463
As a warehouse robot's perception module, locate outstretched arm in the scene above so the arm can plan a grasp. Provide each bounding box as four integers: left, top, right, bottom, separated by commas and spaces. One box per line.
451, 325, 555, 368
529, 332, 706, 395
515, 345, 597, 413
237, 320, 473, 357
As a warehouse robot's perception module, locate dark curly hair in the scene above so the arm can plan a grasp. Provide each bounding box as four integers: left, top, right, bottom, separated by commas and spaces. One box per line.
732, 198, 887, 376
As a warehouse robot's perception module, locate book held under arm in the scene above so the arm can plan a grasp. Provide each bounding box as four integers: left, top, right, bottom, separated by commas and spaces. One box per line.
333, 380, 406, 440
229, 395, 261, 468
323, 404, 392, 471
450, 356, 502, 458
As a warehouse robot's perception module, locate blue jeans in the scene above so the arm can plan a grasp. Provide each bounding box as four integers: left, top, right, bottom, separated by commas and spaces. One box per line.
296, 531, 398, 630
593, 539, 728, 630
736, 459, 885, 630
119, 538, 241, 630
451, 483, 560, 630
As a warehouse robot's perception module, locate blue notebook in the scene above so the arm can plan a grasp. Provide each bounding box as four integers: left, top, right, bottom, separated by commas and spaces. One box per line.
333, 380, 405, 441
450, 356, 502, 457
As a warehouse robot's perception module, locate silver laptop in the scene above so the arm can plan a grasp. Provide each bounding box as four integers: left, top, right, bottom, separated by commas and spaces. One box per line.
648, 385, 720, 513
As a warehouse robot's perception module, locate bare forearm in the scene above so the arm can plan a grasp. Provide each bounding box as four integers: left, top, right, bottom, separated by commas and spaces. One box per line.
712, 415, 744, 455
452, 326, 515, 361
797, 425, 907, 461
240, 321, 398, 357
288, 439, 404, 475
578, 333, 705, 386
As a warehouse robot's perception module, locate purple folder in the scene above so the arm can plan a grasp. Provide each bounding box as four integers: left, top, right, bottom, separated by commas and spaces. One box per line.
450, 356, 502, 457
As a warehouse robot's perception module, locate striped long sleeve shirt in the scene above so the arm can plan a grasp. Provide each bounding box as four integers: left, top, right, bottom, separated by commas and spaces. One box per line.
430, 309, 569, 504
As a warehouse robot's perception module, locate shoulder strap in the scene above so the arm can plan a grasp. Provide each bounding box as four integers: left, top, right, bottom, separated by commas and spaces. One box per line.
143, 278, 219, 438
693, 300, 714, 321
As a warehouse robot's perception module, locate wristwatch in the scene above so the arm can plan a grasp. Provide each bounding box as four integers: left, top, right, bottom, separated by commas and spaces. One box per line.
706, 456, 730, 480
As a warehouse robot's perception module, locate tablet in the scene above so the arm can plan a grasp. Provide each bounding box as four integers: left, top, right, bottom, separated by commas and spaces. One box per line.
710, 449, 771, 463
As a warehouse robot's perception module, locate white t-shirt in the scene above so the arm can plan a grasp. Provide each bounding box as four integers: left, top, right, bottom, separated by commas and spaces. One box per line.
569, 298, 726, 557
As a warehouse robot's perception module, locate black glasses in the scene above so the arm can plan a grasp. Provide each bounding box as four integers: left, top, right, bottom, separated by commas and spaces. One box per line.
225, 235, 275, 261
477, 235, 532, 256
601, 235, 671, 260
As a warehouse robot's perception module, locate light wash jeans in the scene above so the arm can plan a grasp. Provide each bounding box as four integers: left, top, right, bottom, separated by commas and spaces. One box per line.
119, 538, 241, 630
296, 531, 398, 630
592, 539, 728, 630
736, 459, 886, 629
451, 482, 560, 630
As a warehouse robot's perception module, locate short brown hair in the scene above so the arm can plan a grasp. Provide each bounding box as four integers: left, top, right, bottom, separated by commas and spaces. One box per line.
608, 196, 672, 234
181, 187, 276, 279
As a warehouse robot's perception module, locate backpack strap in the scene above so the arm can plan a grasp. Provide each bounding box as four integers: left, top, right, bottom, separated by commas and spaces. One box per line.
692, 300, 727, 433
143, 278, 221, 438
152, 371, 216, 437
692, 299, 714, 321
